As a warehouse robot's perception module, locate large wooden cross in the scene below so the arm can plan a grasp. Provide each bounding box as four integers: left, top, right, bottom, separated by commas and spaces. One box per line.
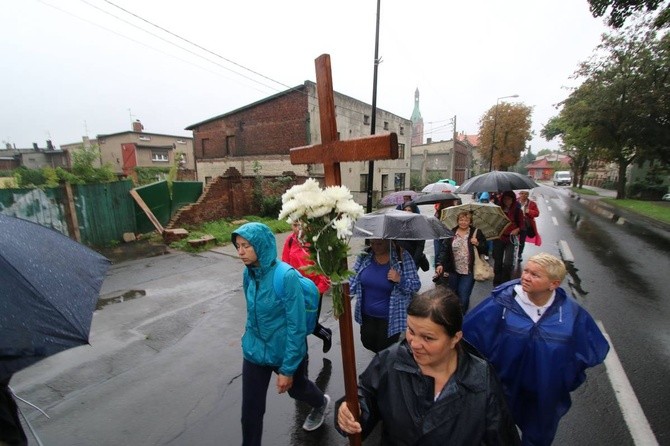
289, 54, 399, 446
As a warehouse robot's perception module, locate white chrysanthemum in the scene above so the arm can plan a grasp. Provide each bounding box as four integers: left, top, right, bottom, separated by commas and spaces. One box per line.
332, 215, 353, 239
282, 178, 321, 203
336, 200, 365, 219
323, 185, 353, 203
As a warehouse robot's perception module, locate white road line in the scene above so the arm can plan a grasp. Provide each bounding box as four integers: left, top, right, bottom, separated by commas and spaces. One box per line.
552, 216, 559, 226
597, 322, 659, 445
547, 206, 553, 211
558, 240, 574, 262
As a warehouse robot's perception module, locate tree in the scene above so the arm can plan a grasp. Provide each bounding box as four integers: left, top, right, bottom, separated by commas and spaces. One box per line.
544, 19, 670, 198
587, 0, 670, 28
478, 102, 533, 171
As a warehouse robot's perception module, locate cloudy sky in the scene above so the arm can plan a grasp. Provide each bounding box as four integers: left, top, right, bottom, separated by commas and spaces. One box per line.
2, 0, 610, 152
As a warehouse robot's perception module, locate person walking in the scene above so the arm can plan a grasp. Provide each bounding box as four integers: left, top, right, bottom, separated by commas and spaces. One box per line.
232, 222, 330, 446
516, 190, 539, 262
349, 239, 421, 353
336, 287, 520, 445
492, 190, 524, 285
435, 210, 487, 313
463, 253, 609, 445
282, 221, 333, 353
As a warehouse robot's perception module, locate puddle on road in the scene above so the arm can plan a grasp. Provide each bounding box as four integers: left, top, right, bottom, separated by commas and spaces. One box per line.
96, 289, 146, 310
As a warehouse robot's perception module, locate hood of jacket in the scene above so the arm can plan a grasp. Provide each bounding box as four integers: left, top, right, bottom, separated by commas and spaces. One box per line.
232, 222, 277, 270
490, 279, 568, 312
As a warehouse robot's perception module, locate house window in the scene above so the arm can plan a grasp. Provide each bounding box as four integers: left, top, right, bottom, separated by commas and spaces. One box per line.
205, 176, 212, 184
201, 138, 209, 157
151, 150, 169, 162
383, 121, 389, 130
360, 174, 369, 191
399, 126, 404, 135
139, 136, 151, 141
394, 173, 405, 190
225, 135, 235, 156
176, 139, 187, 145
398, 143, 405, 159
364, 115, 370, 125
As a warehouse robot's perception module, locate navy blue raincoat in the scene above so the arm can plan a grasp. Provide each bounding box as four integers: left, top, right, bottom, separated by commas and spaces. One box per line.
463, 280, 609, 446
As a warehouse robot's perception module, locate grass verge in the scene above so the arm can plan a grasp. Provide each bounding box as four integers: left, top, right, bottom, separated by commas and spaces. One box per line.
571, 187, 599, 196
169, 216, 290, 253
601, 198, 670, 225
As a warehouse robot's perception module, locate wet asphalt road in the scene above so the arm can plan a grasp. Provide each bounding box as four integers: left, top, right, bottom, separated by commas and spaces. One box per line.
11, 187, 670, 445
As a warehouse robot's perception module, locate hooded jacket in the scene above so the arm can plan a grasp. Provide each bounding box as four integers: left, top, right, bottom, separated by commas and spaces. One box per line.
335, 340, 520, 445
232, 223, 306, 377
463, 280, 609, 446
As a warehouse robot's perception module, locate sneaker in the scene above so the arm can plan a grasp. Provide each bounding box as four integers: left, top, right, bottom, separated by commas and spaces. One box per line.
322, 328, 332, 353
302, 394, 330, 431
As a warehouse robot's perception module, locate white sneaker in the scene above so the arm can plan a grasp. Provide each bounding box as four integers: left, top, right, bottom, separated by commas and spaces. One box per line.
302, 394, 330, 431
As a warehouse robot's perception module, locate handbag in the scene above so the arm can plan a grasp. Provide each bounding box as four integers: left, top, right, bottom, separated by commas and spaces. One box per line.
472, 230, 494, 281
525, 218, 536, 238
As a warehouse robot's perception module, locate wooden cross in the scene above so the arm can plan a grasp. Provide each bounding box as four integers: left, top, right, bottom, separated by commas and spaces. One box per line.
289, 54, 399, 446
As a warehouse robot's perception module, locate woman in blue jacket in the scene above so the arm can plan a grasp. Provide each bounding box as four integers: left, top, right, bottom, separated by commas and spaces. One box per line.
463, 253, 609, 446
232, 222, 329, 446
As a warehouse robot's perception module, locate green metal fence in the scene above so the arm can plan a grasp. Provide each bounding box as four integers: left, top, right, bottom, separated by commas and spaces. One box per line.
75, 181, 136, 246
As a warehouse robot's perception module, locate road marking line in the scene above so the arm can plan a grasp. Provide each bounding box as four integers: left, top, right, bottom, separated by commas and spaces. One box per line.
547, 206, 553, 211
552, 216, 559, 226
558, 240, 574, 262
597, 322, 659, 446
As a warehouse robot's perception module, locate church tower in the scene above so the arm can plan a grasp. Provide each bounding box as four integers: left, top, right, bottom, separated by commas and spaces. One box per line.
410, 88, 424, 146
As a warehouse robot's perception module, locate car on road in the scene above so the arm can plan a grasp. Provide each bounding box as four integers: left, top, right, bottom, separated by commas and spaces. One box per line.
663, 193, 670, 201
553, 171, 572, 186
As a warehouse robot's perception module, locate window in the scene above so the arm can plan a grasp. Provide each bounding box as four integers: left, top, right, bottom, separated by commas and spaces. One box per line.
400, 126, 404, 135
225, 135, 235, 156
383, 121, 389, 130
364, 115, 370, 125
394, 173, 405, 190
205, 176, 212, 184
398, 143, 405, 159
360, 174, 369, 191
201, 138, 209, 157
139, 135, 151, 141
151, 150, 169, 162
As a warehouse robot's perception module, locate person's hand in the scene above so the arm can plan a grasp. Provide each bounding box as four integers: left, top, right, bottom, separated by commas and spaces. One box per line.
388, 267, 401, 283
435, 265, 444, 275
276, 374, 293, 394
511, 228, 520, 236
337, 401, 362, 434
470, 237, 479, 246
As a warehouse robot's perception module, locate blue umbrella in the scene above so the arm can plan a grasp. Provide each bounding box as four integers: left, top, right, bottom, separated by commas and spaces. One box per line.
0, 214, 111, 379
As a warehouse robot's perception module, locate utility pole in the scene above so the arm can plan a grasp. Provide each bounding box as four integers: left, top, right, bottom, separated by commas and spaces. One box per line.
366, 0, 382, 213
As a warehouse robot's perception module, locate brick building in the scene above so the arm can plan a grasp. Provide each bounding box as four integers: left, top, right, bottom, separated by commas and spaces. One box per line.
186, 80, 413, 204
410, 137, 471, 185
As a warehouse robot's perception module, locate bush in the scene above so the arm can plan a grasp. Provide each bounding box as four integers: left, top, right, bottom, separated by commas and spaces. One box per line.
261, 196, 283, 218
626, 182, 667, 200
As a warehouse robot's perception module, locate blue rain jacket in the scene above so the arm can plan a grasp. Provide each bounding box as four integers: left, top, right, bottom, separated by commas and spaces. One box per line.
463, 280, 609, 446
233, 223, 306, 376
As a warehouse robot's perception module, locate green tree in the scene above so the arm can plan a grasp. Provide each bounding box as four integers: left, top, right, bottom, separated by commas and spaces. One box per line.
587, 0, 670, 28
70, 144, 116, 183
478, 102, 533, 171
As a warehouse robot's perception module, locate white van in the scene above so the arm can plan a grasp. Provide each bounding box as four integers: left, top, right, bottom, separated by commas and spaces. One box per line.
553, 171, 572, 186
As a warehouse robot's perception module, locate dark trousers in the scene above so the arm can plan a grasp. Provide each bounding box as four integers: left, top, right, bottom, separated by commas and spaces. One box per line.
360, 314, 400, 353
518, 230, 527, 258
492, 239, 515, 286
0, 379, 27, 446
241, 357, 324, 446
312, 293, 330, 341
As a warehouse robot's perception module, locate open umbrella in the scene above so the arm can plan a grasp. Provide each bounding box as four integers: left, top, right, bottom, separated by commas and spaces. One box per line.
422, 182, 457, 194
379, 190, 422, 206
352, 209, 453, 240
454, 171, 538, 194
440, 203, 511, 240
410, 192, 460, 206
0, 214, 111, 379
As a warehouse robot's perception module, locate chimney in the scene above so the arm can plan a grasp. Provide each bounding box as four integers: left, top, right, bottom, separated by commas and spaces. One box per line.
132, 120, 144, 132
46, 140, 54, 151
33, 143, 39, 151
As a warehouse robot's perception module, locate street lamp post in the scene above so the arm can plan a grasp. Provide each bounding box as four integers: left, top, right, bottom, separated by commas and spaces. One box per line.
488, 94, 519, 172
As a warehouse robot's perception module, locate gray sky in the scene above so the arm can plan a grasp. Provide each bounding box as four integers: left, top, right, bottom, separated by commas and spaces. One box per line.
2, 0, 609, 153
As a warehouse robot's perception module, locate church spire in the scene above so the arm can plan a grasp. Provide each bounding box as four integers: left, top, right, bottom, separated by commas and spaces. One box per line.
411, 88, 424, 146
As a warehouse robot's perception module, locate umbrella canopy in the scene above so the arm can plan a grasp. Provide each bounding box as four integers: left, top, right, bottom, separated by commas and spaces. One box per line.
440, 203, 511, 240
410, 192, 460, 206
454, 171, 538, 194
438, 178, 457, 186
0, 214, 111, 379
352, 209, 453, 240
379, 190, 422, 206
422, 182, 457, 194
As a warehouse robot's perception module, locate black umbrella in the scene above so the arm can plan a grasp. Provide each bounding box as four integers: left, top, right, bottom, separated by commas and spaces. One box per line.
352, 209, 453, 240
454, 171, 539, 194
410, 192, 460, 206
0, 214, 111, 379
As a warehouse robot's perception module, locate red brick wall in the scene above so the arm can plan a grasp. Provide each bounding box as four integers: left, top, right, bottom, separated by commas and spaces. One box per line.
168, 167, 308, 228
192, 88, 309, 160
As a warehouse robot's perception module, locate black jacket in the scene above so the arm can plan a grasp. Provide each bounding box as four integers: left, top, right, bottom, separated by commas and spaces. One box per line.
437, 226, 487, 274
336, 340, 519, 445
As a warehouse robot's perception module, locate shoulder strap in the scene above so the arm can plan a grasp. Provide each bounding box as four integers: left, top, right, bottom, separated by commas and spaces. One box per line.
273, 261, 291, 300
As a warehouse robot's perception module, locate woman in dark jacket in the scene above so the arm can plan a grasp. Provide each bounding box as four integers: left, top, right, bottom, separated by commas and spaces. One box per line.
336, 287, 519, 446
435, 210, 487, 313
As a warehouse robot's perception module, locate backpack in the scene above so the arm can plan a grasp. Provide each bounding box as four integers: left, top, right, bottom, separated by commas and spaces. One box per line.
273, 261, 320, 335
243, 261, 320, 335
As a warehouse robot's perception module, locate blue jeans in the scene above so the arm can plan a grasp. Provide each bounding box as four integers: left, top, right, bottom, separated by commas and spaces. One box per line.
241, 356, 324, 446
448, 272, 476, 313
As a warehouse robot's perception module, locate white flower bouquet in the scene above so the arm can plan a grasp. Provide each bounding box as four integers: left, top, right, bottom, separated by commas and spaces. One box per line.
279, 178, 364, 318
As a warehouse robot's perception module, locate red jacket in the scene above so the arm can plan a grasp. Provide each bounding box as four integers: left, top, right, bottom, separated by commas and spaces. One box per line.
281, 232, 330, 294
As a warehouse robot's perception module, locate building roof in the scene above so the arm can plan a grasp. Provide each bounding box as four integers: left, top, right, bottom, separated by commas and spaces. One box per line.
457, 133, 479, 146
525, 158, 555, 169
96, 131, 193, 140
